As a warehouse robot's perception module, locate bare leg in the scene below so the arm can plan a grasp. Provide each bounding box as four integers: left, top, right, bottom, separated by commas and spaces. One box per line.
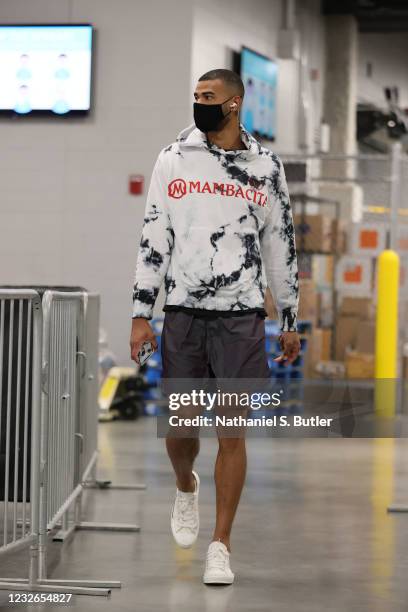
166, 437, 200, 492
212, 437, 247, 551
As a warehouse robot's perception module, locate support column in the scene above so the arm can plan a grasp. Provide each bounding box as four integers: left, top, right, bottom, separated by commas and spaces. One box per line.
324, 15, 358, 163
320, 14, 361, 221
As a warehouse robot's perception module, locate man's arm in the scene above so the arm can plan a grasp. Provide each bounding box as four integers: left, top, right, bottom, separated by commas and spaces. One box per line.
260, 157, 300, 364
260, 157, 299, 332
132, 150, 174, 319
130, 151, 174, 363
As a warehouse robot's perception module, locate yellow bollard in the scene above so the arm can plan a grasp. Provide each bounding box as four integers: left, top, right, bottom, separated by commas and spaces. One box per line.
375, 249, 399, 418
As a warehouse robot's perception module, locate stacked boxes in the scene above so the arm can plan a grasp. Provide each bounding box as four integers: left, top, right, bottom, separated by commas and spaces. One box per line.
335, 297, 375, 378
294, 213, 333, 253
345, 351, 374, 378
310, 296, 376, 379
335, 316, 360, 362
293, 214, 346, 254
355, 321, 376, 354
304, 328, 332, 378
298, 280, 319, 325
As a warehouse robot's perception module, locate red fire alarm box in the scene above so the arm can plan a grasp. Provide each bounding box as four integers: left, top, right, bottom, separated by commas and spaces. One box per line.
129, 174, 144, 195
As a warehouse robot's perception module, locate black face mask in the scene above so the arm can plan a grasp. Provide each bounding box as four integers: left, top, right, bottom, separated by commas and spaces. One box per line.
193, 96, 234, 133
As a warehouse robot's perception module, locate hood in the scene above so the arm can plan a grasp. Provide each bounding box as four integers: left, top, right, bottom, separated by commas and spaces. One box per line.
175, 121, 263, 161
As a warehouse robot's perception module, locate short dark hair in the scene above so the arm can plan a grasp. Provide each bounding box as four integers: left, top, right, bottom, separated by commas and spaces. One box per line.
198, 69, 244, 98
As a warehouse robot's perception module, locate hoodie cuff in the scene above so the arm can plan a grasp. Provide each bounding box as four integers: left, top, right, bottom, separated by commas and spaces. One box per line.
132, 305, 153, 320
132, 312, 152, 320
279, 307, 298, 332
132, 286, 158, 320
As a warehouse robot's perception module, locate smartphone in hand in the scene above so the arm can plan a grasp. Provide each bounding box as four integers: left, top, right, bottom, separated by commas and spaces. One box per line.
138, 341, 155, 366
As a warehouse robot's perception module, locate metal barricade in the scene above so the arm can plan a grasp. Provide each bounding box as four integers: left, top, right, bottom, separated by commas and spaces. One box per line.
0, 290, 42, 585
77, 293, 99, 485
36, 290, 122, 594
0, 288, 142, 596
42, 291, 79, 532
51, 291, 144, 544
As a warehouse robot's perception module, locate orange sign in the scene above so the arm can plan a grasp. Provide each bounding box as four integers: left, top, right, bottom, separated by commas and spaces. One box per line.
343, 264, 362, 283
351, 223, 386, 256
336, 256, 372, 295
359, 230, 378, 249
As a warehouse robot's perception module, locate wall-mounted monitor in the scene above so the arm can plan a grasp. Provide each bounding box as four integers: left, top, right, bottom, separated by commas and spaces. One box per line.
238, 46, 277, 141
0, 24, 93, 116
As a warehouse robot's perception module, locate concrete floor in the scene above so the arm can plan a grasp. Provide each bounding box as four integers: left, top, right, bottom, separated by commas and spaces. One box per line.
2, 417, 408, 611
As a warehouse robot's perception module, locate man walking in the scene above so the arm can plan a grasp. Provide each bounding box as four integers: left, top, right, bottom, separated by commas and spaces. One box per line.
130, 69, 300, 584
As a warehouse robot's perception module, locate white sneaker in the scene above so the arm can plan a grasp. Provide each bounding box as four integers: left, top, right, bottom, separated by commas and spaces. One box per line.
170, 470, 200, 548
203, 541, 234, 585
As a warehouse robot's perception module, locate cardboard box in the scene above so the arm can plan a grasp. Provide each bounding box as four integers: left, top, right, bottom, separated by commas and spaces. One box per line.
298, 279, 319, 325
298, 279, 319, 324
345, 350, 374, 378
403, 343, 408, 380
339, 297, 374, 319
355, 321, 375, 354
335, 315, 359, 361
294, 214, 333, 253
314, 360, 345, 379
321, 328, 332, 361
318, 289, 334, 327
304, 328, 332, 378
331, 219, 347, 254
403, 356, 408, 380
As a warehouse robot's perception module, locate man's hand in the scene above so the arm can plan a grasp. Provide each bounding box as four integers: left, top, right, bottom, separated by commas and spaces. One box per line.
130, 318, 158, 364
273, 331, 301, 366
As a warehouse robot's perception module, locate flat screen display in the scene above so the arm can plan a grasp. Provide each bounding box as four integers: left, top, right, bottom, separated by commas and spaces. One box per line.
0, 25, 93, 115
240, 47, 277, 141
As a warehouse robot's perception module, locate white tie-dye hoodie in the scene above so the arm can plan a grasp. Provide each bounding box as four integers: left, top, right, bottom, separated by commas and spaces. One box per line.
132, 122, 299, 332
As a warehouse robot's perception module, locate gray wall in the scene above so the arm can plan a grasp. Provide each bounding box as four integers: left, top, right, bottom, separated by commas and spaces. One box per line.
0, 0, 193, 364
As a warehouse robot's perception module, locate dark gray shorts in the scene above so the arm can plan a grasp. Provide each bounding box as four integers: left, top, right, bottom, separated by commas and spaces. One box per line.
161, 310, 270, 381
